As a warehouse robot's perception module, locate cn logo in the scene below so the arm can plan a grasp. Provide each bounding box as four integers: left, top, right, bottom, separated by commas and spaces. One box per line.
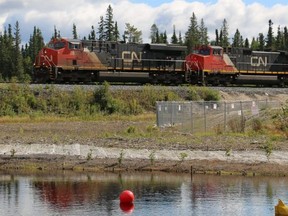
122, 51, 142, 63
251, 56, 267, 67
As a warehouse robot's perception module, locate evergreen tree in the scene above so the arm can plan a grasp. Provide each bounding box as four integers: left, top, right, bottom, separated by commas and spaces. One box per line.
219, 29, 223, 46
72, 23, 78, 39
185, 12, 200, 53
114, 21, 120, 41
98, 16, 104, 41
104, 5, 115, 41
13, 21, 25, 80
199, 18, 208, 45
259, 33, 265, 51
89, 25, 96, 40
215, 29, 219, 46
266, 19, 274, 50
221, 19, 229, 47
275, 25, 283, 50
171, 25, 178, 44
284, 26, 288, 50
52, 25, 61, 39
150, 24, 158, 43
232, 29, 241, 47
160, 31, 167, 43
0, 27, 13, 80
244, 38, 249, 48
251, 37, 259, 50
178, 31, 183, 45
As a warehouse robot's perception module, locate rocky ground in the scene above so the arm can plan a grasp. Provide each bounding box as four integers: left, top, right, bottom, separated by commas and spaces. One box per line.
1, 87, 288, 176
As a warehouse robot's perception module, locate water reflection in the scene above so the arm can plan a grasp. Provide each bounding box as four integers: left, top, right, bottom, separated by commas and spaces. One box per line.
0, 171, 287, 216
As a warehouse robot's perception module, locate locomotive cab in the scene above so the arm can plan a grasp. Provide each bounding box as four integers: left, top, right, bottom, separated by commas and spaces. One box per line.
185, 45, 237, 85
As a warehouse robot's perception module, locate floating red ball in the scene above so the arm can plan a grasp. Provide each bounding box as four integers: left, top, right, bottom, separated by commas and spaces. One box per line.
119, 190, 135, 204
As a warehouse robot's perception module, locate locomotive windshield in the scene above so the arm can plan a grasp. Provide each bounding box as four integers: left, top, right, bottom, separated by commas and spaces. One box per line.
48, 41, 65, 50
199, 48, 210, 55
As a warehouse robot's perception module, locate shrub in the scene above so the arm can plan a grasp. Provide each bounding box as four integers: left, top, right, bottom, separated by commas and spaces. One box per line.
251, 118, 263, 132
187, 86, 220, 101
93, 82, 122, 114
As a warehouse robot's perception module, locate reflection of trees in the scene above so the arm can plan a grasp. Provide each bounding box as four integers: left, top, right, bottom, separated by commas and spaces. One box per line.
33, 180, 121, 211
0, 175, 19, 207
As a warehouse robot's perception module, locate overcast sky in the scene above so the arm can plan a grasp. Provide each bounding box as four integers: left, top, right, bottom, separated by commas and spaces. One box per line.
1, 0, 288, 44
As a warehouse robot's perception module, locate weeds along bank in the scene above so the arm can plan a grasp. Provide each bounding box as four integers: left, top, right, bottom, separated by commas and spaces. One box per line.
0, 82, 220, 118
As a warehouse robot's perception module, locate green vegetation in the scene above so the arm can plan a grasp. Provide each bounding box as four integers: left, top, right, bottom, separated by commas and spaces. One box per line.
178, 152, 188, 163
149, 150, 156, 165
118, 149, 125, 166
0, 82, 220, 119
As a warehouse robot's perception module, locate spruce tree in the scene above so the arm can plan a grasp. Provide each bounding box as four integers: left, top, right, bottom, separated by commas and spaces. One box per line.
104, 5, 115, 41
275, 25, 283, 50
284, 26, 288, 50
114, 22, 120, 41
221, 19, 229, 47
150, 24, 158, 43
13, 21, 25, 81
232, 29, 241, 47
259, 33, 265, 51
90, 25, 96, 40
98, 16, 104, 41
72, 23, 78, 39
199, 18, 208, 45
178, 31, 183, 45
215, 29, 219, 46
185, 12, 200, 53
266, 19, 274, 50
244, 38, 249, 48
171, 25, 178, 44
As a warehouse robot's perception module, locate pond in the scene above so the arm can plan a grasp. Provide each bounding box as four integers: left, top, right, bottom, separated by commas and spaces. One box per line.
0, 171, 286, 216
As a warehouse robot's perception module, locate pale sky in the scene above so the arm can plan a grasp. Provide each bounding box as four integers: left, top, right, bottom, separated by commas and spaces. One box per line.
0, 0, 287, 44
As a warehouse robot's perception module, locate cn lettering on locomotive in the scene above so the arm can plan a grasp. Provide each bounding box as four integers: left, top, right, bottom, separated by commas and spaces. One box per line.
251, 56, 267, 67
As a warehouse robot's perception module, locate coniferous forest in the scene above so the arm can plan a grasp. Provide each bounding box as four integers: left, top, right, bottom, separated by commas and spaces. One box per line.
1, 5, 288, 82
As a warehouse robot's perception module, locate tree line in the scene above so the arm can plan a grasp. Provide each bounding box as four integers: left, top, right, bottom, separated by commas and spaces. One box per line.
1, 4, 288, 82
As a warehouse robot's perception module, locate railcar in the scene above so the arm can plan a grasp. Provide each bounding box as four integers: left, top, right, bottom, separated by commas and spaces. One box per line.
185, 45, 288, 86
33, 38, 187, 84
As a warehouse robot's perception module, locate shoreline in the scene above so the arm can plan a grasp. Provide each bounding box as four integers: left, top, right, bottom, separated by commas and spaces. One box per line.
1, 143, 288, 176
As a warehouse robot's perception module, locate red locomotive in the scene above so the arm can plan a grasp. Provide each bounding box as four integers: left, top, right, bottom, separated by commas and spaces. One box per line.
33, 38, 187, 84
186, 45, 288, 86
33, 38, 288, 86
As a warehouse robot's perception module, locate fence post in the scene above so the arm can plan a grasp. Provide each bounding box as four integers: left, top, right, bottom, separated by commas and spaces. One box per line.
224, 101, 227, 132
240, 101, 245, 132
191, 102, 194, 134
204, 102, 207, 133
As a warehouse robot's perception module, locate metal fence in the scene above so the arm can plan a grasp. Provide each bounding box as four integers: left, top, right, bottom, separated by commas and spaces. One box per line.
156, 100, 280, 133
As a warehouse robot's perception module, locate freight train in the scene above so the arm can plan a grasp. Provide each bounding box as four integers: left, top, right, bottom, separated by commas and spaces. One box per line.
33, 38, 288, 86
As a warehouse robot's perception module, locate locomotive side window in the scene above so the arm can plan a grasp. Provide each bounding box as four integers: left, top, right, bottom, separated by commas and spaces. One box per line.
213, 49, 222, 56
69, 42, 81, 50
54, 42, 65, 50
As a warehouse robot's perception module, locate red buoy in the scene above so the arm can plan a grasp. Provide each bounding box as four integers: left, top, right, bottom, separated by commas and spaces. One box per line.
119, 190, 135, 204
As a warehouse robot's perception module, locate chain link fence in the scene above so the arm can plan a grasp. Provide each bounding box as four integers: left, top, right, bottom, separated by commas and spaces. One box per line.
156, 100, 280, 133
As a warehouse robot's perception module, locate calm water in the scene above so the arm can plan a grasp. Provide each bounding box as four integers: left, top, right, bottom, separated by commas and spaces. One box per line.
0, 171, 286, 216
